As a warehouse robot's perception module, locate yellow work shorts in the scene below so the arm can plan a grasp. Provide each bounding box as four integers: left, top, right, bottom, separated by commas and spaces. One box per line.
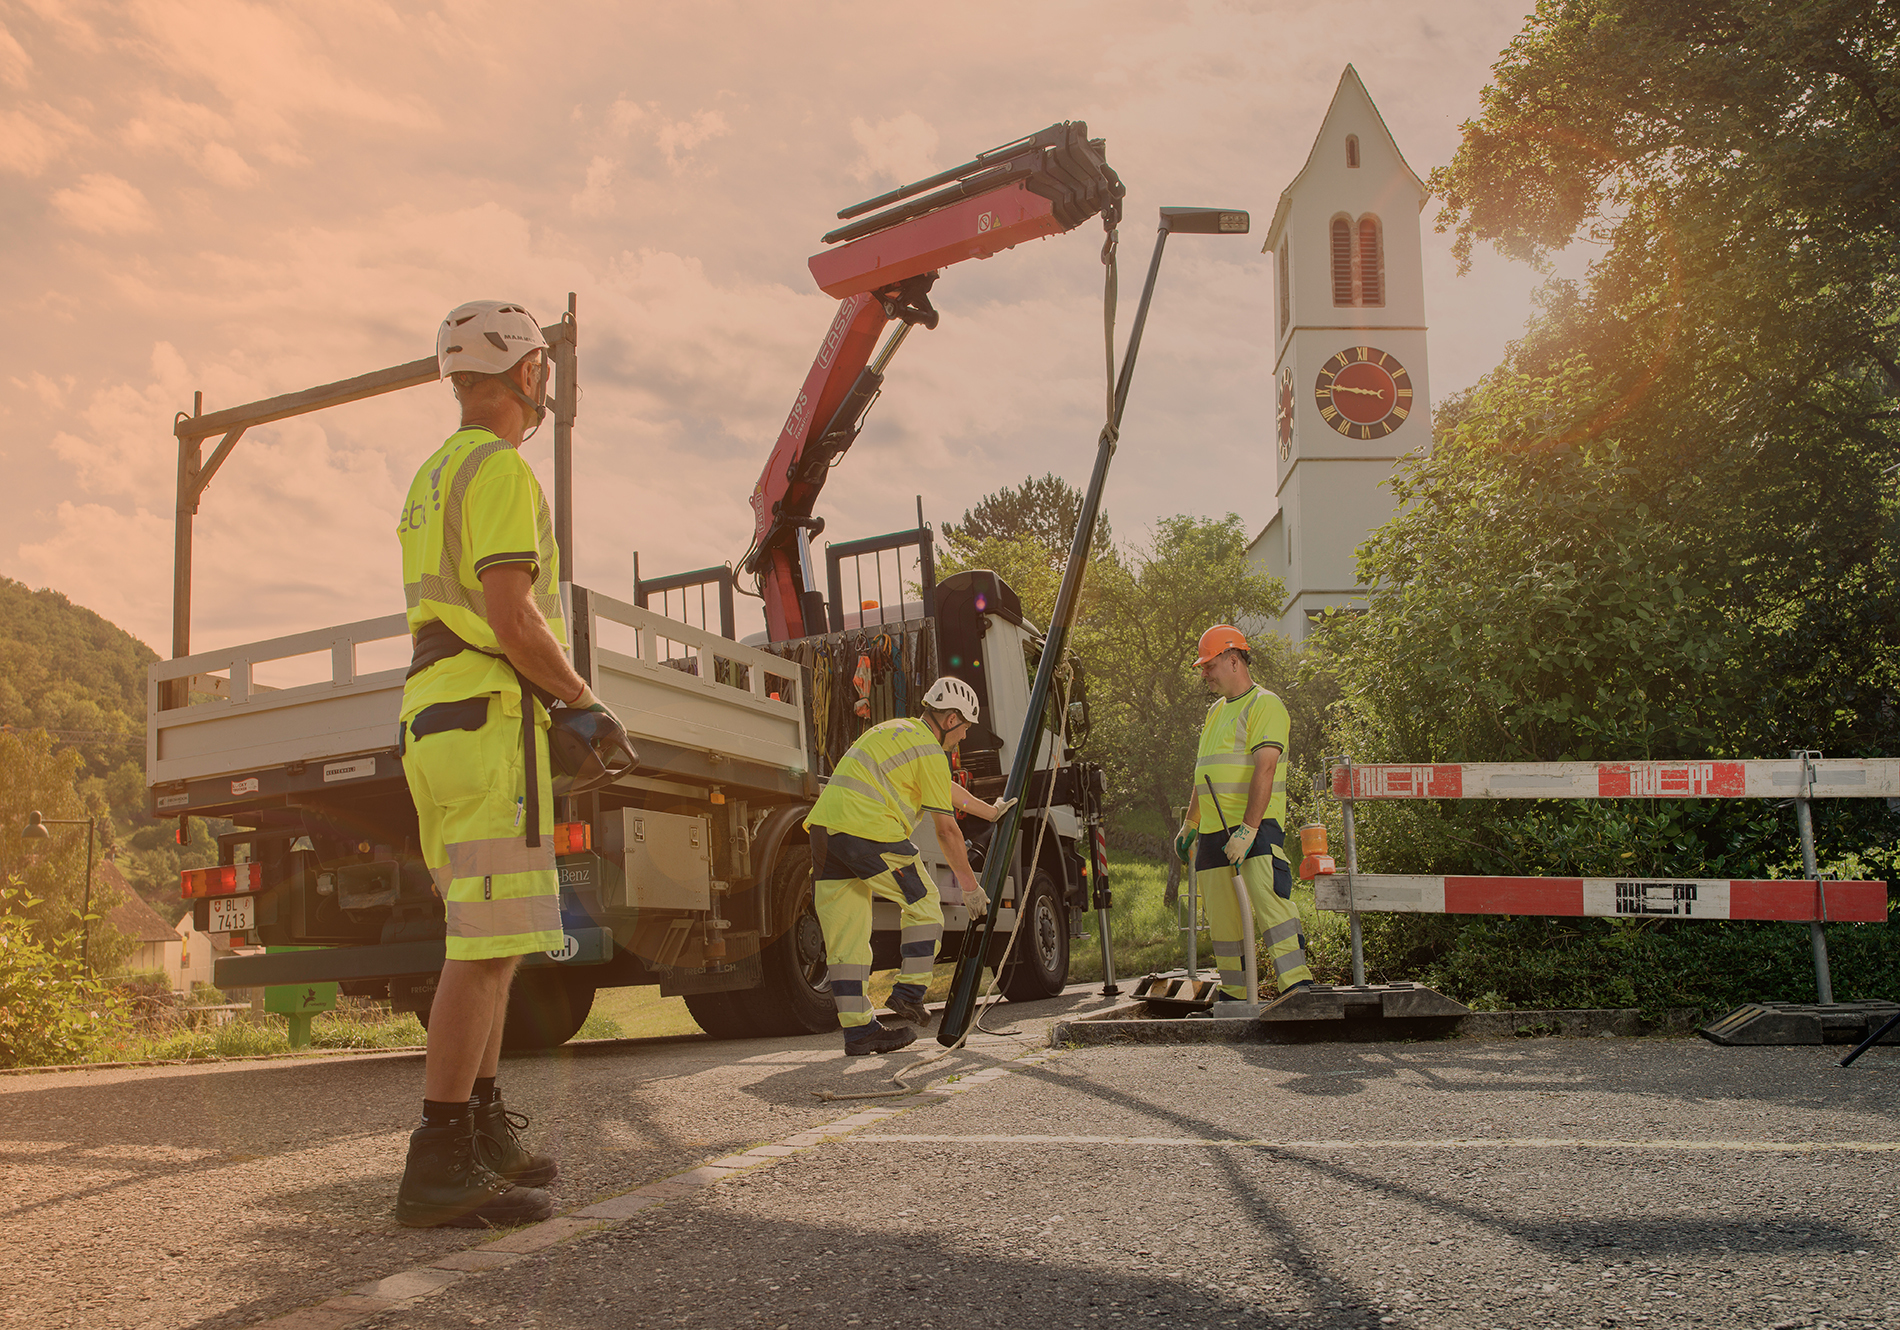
401, 691, 562, 962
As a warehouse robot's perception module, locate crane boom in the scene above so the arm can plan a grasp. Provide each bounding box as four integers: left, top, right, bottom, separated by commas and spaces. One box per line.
744, 121, 1121, 641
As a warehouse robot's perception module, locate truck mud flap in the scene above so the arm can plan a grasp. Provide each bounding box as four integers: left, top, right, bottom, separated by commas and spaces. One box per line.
659, 952, 762, 997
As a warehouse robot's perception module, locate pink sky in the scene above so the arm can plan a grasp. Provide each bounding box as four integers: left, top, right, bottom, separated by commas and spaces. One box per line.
1, 0, 1551, 653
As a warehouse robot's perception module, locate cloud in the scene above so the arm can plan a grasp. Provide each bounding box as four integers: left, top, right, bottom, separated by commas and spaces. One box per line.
571, 155, 615, 217
200, 141, 259, 188
608, 98, 645, 135
119, 0, 438, 163
49, 173, 155, 234
654, 109, 730, 172
849, 112, 940, 185
2, 0, 1553, 652
0, 21, 31, 87
0, 103, 83, 175
15, 0, 103, 52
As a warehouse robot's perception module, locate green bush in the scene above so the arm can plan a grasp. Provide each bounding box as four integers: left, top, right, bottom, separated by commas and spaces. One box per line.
0, 880, 128, 1068
1346, 909, 1900, 1019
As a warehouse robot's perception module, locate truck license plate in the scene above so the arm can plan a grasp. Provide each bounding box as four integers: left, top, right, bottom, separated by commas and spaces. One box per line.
208, 895, 255, 932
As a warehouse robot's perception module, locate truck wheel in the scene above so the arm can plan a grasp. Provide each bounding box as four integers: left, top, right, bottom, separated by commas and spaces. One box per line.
682, 991, 757, 1040
997, 868, 1069, 1002
501, 967, 596, 1050
721, 845, 839, 1038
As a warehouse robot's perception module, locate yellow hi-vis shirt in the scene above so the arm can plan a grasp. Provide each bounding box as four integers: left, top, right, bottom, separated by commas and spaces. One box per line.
1194, 684, 1289, 833
806, 718, 955, 844
397, 427, 565, 720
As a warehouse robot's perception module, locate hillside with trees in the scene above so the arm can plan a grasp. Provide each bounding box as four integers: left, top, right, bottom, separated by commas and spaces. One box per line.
0, 576, 220, 924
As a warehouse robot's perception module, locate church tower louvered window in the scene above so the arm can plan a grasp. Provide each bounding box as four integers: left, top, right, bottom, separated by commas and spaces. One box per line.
1330, 217, 1353, 304
1330, 214, 1384, 307
1357, 216, 1383, 306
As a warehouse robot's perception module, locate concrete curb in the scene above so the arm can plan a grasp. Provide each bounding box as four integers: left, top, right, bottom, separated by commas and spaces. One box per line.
244, 1048, 1057, 1328
1049, 1006, 1707, 1047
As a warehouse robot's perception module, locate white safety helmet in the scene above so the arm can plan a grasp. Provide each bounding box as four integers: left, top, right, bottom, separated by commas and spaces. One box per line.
436, 300, 548, 379
922, 676, 980, 726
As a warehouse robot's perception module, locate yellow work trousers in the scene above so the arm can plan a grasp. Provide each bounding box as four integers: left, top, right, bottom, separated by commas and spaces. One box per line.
810, 828, 943, 1038
402, 692, 562, 961
1195, 824, 1312, 998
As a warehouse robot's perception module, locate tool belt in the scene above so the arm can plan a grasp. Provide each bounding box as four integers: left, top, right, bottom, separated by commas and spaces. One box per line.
406, 619, 560, 849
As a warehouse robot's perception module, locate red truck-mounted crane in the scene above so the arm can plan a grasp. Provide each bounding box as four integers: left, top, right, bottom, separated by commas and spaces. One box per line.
739, 121, 1123, 641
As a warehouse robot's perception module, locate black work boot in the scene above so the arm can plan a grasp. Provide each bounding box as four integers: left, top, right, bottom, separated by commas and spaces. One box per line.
395, 1122, 554, 1229
885, 993, 932, 1028
474, 1098, 559, 1187
844, 1020, 917, 1056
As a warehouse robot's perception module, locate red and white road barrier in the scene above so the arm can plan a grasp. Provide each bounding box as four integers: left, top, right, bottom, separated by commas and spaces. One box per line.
1329, 759, 1900, 802
1315, 875, 1886, 923
1322, 752, 1893, 997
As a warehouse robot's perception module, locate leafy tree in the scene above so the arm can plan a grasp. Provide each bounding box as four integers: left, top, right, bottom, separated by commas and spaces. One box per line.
940, 473, 1112, 567
1088, 515, 1288, 830
1309, 0, 1899, 1004
0, 879, 129, 1067
0, 729, 132, 972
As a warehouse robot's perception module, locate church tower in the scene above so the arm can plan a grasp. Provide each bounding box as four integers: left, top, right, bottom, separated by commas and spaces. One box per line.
1247, 65, 1432, 641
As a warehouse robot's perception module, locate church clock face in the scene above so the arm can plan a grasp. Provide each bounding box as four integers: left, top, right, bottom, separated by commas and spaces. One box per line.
1276, 367, 1295, 459
1315, 346, 1412, 440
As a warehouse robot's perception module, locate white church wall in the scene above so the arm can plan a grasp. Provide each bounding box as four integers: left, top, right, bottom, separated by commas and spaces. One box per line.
1256, 65, 1432, 644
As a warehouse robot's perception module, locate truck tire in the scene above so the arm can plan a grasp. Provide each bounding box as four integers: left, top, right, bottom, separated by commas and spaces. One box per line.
501, 967, 596, 1050
710, 845, 838, 1038
997, 867, 1069, 1002
681, 991, 757, 1040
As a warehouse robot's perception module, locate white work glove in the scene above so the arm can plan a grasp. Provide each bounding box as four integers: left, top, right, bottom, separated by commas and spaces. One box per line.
986, 796, 1017, 823
566, 681, 618, 720
964, 881, 990, 916
1224, 823, 1258, 865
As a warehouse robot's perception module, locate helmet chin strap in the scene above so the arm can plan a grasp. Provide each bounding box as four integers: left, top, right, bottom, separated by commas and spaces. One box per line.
506, 356, 549, 441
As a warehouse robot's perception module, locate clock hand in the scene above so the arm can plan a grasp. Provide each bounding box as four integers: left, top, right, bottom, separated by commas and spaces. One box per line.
1333, 385, 1387, 398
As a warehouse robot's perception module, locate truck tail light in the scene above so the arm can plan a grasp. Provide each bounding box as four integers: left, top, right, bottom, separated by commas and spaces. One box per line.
553, 821, 592, 855
181, 863, 262, 898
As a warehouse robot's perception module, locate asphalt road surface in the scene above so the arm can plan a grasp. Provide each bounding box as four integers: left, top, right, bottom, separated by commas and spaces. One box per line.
3, 989, 1896, 1330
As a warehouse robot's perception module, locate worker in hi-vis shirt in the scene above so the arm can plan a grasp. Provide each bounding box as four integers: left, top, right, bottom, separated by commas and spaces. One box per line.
805, 676, 1002, 1055
393, 299, 617, 1228
1175, 625, 1315, 1001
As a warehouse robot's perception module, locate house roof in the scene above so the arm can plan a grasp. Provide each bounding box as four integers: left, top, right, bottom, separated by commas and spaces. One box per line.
98, 861, 184, 945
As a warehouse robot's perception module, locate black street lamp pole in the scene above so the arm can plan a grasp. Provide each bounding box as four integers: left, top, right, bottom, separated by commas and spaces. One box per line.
21, 811, 98, 975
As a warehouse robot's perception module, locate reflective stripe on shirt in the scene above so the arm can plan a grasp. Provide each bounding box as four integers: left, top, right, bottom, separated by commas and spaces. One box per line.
1194, 684, 1289, 833
806, 718, 955, 843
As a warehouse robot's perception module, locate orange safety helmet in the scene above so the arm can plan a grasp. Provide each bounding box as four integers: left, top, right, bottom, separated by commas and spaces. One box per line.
1194, 624, 1249, 666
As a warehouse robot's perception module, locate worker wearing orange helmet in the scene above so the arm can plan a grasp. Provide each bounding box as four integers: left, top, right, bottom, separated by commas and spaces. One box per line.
1174, 625, 1314, 1001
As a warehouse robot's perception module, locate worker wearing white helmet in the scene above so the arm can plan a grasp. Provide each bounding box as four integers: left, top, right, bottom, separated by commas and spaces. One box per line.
803, 675, 999, 1055
393, 300, 615, 1227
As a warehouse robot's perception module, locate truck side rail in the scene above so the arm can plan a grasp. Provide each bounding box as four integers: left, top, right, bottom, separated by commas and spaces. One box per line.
148, 613, 411, 786
584, 592, 808, 775
148, 594, 810, 790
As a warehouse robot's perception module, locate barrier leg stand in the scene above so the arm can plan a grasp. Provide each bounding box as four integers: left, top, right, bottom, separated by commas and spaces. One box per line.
1092, 826, 1120, 997
1185, 868, 1199, 990
1839, 1009, 1900, 1067
1794, 748, 1834, 1005
1340, 757, 1366, 988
